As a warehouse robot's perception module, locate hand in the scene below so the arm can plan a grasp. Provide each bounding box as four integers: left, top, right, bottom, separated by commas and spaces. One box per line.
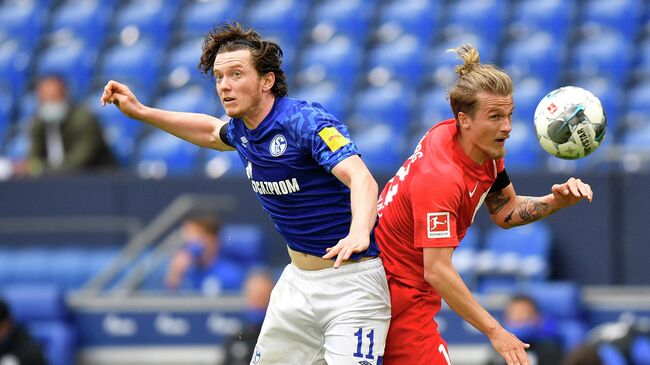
551, 177, 593, 208
322, 232, 370, 268
100, 80, 145, 119
487, 327, 530, 365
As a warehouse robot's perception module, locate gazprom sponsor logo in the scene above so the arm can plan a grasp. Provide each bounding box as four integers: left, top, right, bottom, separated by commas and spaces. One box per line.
250, 178, 300, 195
206, 314, 243, 336
103, 314, 137, 337
155, 313, 190, 336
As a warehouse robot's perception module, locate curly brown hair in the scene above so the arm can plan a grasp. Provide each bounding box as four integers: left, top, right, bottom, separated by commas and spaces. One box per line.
198, 22, 288, 97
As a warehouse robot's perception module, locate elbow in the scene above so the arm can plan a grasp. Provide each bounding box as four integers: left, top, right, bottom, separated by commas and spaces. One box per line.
424, 266, 443, 289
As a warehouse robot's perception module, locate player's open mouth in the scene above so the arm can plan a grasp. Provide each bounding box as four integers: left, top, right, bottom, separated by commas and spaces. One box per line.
223, 97, 236, 103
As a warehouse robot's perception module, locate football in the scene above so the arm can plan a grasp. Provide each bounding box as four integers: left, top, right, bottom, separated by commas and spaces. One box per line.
533, 86, 607, 160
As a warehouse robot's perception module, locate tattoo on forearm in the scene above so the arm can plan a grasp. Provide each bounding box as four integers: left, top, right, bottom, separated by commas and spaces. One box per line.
506, 198, 559, 227
486, 190, 511, 214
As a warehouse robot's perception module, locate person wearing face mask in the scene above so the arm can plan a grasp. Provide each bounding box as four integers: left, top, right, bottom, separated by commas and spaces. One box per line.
26, 75, 116, 175
485, 295, 564, 365
165, 213, 245, 295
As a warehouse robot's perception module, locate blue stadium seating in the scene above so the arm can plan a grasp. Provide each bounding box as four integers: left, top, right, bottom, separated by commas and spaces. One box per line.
416, 86, 452, 131
352, 84, 415, 131
571, 76, 623, 137
452, 227, 480, 289
36, 39, 96, 100
367, 35, 424, 86
0, 39, 31, 101
509, 0, 573, 42
625, 81, 650, 131
0, 0, 46, 49
572, 32, 632, 82
377, 0, 440, 44
100, 40, 163, 94
179, 0, 246, 40
292, 83, 348, 120
425, 39, 497, 87
245, 0, 307, 47
598, 343, 627, 365
504, 121, 541, 172
444, 0, 507, 46
631, 336, 650, 365
297, 37, 362, 92
49, 0, 113, 48
0, 85, 11, 142
1, 284, 76, 365
163, 37, 209, 89
204, 149, 244, 178
137, 130, 201, 177
502, 33, 563, 90
309, 0, 374, 44
582, 0, 643, 41
220, 224, 265, 270
113, 0, 178, 44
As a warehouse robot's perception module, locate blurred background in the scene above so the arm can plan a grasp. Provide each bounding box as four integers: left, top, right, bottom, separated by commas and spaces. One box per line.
1, 0, 650, 364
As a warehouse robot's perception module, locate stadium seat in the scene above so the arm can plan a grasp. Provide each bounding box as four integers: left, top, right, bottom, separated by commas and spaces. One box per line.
353, 123, 407, 174
29, 321, 77, 365
376, 0, 440, 44
36, 39, 96, 100
367, 35, 424, 86
452, 227, 480, 289
443, 0, 506, 46
0, 85, 12, 142
220, 224, 265, 270
631, 336, 650, 365
292, 83, 348, 120
179, 0, 246, 40
625, 81, 650, 132
0, 0, 46, 49
309, 0, 374, 44
598, 343, 627, 365
502, 33, 563, 90
245, 0, 308, 47
113, 0, 178, 44
571, 76, 623, 137
49, 0, 112, 47
203, 149, 244, 178
297, 37, 362, 93
0, 39, 31, 100
416, 86, 453, 130
512, 78, 545, 122
100, 40, 163, 93
164, 37, 210, 89
477, 223, 552, 291
504, 121, 541, 172
352, 83, 415, 131
137, 130, 201, 177
572, 32, 632, 82
620, 124, 650, 173
581, 0, 643, 41
508, 0, 574, 42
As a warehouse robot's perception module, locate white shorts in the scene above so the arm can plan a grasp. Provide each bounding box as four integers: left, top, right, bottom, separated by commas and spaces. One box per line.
251, 257, 391, 365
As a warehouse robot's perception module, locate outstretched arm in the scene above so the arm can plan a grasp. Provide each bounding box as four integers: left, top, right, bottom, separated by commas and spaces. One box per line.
100, 80, 234, 151
424, 247, 530, 365
485, 177, 593, 228
323, 155, 378, 268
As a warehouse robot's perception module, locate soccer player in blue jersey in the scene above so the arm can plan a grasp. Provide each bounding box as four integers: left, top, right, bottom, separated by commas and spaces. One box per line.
101, 22, 390, 365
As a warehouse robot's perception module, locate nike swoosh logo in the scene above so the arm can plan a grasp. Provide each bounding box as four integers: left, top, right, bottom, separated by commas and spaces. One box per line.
469, 181, 479, 198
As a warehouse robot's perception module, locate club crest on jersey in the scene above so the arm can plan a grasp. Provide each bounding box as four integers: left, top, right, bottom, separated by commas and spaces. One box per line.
427, 212, 451, 238
270, 134, 287, 157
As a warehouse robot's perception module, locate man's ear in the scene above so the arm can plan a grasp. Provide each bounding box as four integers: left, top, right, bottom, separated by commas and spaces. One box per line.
262, 72, 275, 92
458, 112, 470, 130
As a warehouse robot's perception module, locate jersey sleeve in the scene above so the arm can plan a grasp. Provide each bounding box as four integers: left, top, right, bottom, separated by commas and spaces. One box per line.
410, 171, 462, 249
289, 102, 359, 172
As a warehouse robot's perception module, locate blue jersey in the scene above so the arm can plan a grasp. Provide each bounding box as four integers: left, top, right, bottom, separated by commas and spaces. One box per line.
225, 97, 379, 259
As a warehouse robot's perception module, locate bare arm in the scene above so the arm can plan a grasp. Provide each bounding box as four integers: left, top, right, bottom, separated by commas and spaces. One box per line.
485, 177, 593, 228
165, 251, 192, 289
322, 155, 378, 268
424, 247, 530, 365
100, 80, 234, 151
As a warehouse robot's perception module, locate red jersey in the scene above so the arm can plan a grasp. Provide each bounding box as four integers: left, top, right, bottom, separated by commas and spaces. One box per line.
375, 119, 505, 291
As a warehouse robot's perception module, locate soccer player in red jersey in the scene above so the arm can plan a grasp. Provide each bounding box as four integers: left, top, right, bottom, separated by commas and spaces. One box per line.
375, 45, 593, 365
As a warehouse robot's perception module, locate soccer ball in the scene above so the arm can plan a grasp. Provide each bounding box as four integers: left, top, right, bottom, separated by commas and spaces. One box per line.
533, 86, 606, 160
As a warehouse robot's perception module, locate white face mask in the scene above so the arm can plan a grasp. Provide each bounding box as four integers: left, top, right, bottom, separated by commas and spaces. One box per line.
37, 101, 69, 124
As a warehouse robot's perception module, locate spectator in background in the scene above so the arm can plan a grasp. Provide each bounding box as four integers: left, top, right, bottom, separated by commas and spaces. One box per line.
562, 344, 603, 365
223, 269, 275, 365
486, 295, 563, 365
165, 213, 245, 295
0, 298, 47, 365
22, 75, 116, 176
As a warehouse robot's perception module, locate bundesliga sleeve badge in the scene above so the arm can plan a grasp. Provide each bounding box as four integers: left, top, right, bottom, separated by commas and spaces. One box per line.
318, 127, 350, 152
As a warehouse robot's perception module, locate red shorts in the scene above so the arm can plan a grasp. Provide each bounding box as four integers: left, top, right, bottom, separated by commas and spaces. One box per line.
383, 277, 452, 365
